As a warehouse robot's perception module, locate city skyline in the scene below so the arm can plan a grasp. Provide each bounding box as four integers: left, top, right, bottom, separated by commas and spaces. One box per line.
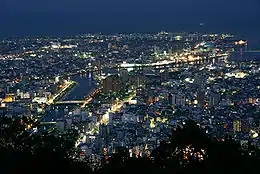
1, 0, 260, 172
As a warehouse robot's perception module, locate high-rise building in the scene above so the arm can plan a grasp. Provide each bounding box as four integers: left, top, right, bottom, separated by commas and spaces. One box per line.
103, 75, 121, 93
108, 112, 113, 124
177, 94, 186, 106
233, 120, 241, 133
119, 68, 129, 83
208, 92, 220, 107
170, 92, 185, 106
197, 90, 205, 107
168, 93, 173, 105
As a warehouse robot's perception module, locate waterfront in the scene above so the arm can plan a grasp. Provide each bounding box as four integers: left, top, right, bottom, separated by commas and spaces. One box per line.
39, 73, 97, 125
62, 73, 96, 101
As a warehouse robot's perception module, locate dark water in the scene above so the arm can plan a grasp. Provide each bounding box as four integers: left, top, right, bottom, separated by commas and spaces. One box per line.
62, 73, 96, 101
247, 38, 260, 50
229, 52, 260, 62
40, 73, 96, 123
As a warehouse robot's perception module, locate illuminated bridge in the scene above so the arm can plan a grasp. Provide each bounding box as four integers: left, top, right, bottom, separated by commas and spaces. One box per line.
117, 56, 222, 69
55, 100, 85, 104
40, 122, 56, 125
55, 88, 102, 105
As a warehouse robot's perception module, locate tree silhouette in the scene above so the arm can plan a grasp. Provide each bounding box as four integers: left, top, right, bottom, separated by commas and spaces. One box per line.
0, 117, 92, 174
100, 120, 260, 174
1, 117, 260, 174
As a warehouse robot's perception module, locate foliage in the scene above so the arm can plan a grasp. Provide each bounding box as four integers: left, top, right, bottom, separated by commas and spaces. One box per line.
0, 117, 91, 174
1, 117, 260, 174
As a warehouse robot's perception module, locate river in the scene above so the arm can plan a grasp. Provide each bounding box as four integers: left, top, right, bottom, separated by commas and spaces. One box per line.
62, 72, 96, 101
39, 73, 97, 125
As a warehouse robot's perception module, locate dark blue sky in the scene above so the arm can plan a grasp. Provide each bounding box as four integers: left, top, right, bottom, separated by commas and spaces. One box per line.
1, 0, 260, 38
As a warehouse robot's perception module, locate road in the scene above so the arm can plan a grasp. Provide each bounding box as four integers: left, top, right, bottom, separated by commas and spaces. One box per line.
46, 81, 75, 105
89, 93, 136, 135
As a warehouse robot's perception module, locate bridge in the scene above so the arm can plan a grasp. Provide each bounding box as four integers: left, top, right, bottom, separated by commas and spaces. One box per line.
40, 122, 56, 125
54, 87, 102, 105
117, 55, 225, 69
46, 81, 76, 105
76, 55, 224, 73
55, 100, 85, 104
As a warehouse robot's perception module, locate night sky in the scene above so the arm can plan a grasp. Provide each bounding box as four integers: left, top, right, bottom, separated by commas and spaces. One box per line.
1, 0, 260, 39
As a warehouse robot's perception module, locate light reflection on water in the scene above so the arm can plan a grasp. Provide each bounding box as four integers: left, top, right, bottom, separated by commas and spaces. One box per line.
41, 73, 96, 123
62, 73, 96, 101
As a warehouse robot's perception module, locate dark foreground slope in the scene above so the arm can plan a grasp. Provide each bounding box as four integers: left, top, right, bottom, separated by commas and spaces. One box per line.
1, 117, 260, 174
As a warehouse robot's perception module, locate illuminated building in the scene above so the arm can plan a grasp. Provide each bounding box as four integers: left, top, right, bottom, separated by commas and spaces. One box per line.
148, 97, 153, 104
234, 40, 247, 45
233, 120, 241, 133
111, 97, 117, 106
175, 35, 182, 41
2, 94, 15, 103
111, 45, 117, 49
234, 40, 248, 52
51, 42, 61, 49
249, 98, 256, 104
103, 148, 108, 156
55, 76, 60, 84
217, 71, 223, 77
32, 97, 47, 104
